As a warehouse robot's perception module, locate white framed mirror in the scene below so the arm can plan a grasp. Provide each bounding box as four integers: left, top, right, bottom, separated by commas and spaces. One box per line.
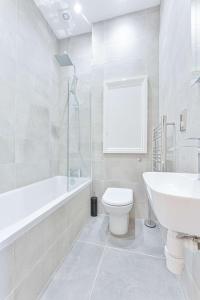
103, 76, 148, 154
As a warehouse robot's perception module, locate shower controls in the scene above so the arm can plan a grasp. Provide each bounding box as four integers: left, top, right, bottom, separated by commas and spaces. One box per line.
180, 109, 187, 132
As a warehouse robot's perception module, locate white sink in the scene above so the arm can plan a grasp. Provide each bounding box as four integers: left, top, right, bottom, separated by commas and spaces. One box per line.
143, 172, 200, 236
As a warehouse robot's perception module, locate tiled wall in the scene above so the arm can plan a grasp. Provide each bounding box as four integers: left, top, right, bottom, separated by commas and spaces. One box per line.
0, 0, 60, 193
91, 8, 160, 216
0, 185, 90, 300
159, 0, 200, 298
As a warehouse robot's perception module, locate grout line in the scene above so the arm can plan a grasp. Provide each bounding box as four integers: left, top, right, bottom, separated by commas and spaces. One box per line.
77, 218, 165, 260
88, 245, 107, 300
78, 238, 165, 260
76, 239, 105, 248
38, 236, 101, 299
105, 244, 166, 260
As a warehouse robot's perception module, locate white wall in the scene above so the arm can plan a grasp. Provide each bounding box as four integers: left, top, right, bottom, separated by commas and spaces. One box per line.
159, 0, 200, 298
0, 0, 60, 192
92, 7, 160, 216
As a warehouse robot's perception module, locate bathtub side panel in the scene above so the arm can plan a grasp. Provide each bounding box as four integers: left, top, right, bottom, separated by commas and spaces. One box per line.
0, 244, 15, 300
5, 185, 90, 300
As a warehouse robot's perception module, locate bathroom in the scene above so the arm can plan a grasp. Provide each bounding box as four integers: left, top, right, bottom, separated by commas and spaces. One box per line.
0, 0, 200, 299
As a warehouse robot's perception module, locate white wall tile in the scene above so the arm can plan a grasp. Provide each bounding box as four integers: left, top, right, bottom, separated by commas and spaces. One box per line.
0, 136, 14, 164
0, 0, 60, 192
15, 161, 51, 187
0, 164, 16, 193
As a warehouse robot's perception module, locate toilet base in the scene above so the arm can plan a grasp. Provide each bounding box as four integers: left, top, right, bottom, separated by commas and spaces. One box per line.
109, 213, 129, 235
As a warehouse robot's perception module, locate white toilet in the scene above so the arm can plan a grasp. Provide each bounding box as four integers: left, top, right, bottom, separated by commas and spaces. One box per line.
102, 188, 133, 235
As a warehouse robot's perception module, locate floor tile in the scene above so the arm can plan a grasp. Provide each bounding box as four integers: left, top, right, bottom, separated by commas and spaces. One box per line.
78, 215, 109, 246
40, 241, 103, 300
106, 218, 164, 258
90, 248, 185, 300
40, 217, 185, 300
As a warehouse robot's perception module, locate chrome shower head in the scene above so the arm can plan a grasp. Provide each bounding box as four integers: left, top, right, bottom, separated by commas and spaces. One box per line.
55, 53, 73, 67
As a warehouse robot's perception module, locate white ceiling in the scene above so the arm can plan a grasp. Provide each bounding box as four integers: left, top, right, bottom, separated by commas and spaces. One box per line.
34, 0, 160, 39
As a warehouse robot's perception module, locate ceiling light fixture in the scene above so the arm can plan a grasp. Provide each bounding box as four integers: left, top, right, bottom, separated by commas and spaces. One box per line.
62, 11, 71, 21
74, 3, 82, 14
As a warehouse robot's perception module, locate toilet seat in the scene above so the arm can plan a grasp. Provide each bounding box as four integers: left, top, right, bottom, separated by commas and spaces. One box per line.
102, 188, 133, 206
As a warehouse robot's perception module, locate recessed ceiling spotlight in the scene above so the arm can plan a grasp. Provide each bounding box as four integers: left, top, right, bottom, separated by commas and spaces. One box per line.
74, 3, 82, 14
62, 11, 71, 21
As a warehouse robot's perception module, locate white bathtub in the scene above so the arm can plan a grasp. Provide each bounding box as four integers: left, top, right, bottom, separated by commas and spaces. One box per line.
0, 176, 91, 300
0, 176, 91, 250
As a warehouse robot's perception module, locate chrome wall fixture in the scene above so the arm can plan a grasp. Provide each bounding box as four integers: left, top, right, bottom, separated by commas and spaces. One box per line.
152, 115, 175, 172
144, 115, 175, 228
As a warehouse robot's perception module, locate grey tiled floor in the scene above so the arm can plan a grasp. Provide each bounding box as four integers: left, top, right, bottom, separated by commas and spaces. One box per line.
40, 215, 185, 300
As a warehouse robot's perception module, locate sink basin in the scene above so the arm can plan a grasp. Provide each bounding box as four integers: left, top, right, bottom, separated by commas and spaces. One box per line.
143, 172, 200, 236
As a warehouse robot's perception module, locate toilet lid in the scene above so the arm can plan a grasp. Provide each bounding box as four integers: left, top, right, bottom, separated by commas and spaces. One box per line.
102, 188, 133, 206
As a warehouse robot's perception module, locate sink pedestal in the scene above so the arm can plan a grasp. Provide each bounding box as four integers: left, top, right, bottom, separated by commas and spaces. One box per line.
165, 230, 184, 274
165, 230, 200, 274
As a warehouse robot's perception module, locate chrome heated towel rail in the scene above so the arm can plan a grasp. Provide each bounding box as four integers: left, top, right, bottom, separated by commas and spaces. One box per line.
144, 115, 175, 228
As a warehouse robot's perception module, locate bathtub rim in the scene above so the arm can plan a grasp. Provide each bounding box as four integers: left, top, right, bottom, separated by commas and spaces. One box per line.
0, 177, 91, 251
